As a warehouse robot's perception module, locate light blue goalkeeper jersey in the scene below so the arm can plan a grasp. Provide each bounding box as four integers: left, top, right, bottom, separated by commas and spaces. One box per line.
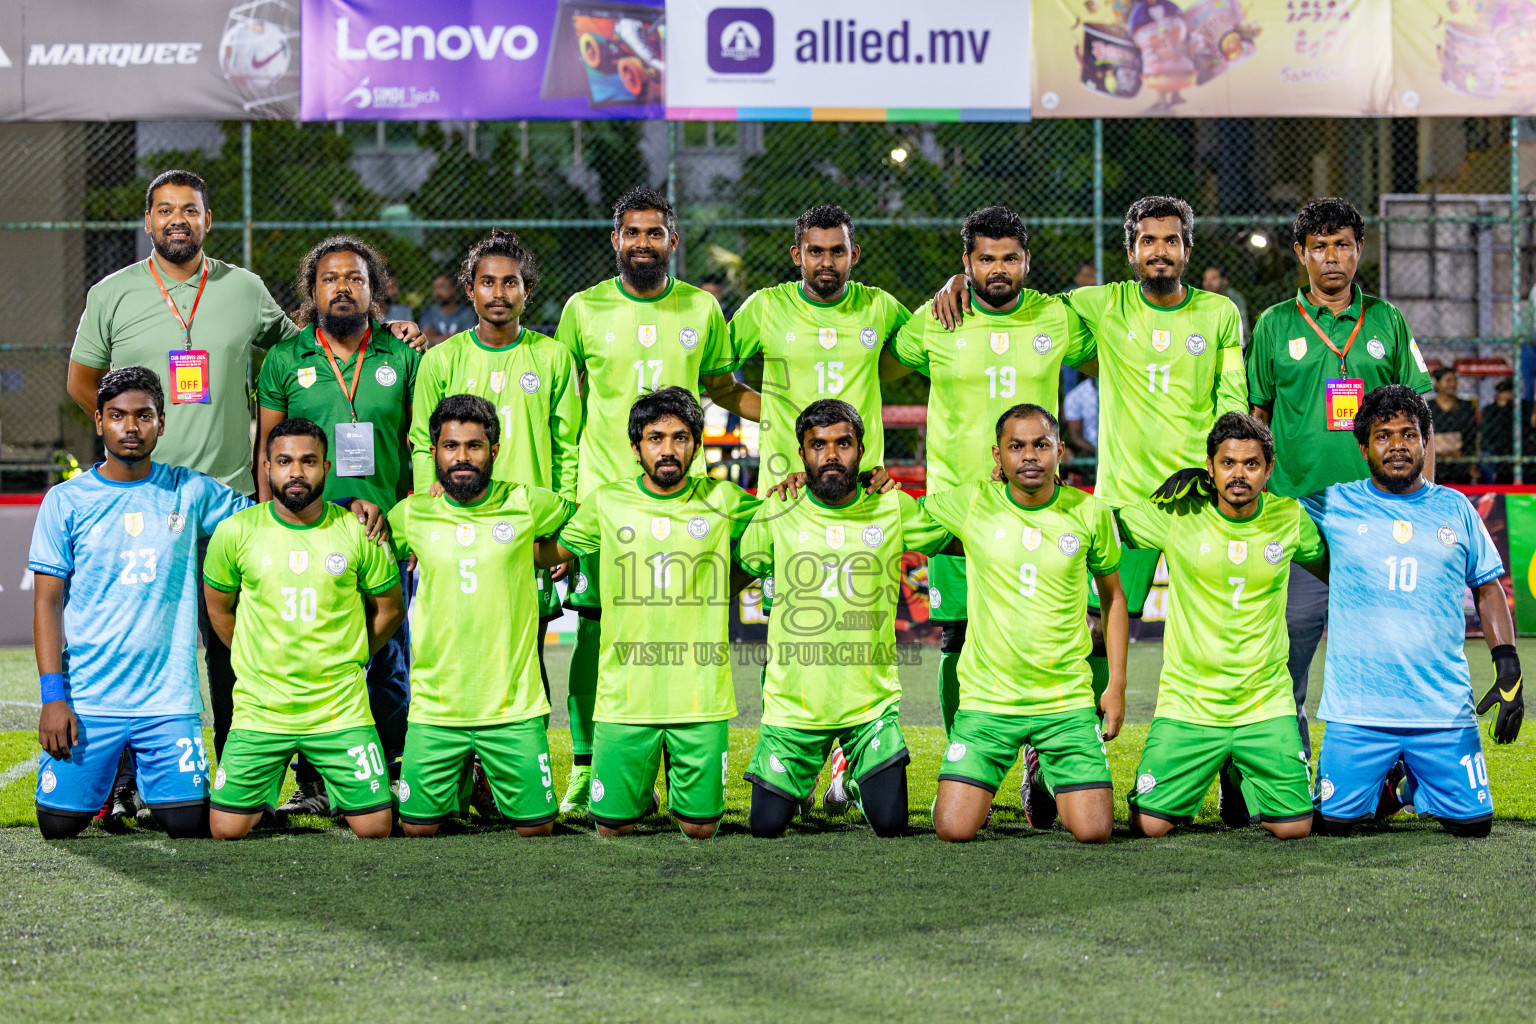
28, 462, 249, 716
1303, 479, 1503, 728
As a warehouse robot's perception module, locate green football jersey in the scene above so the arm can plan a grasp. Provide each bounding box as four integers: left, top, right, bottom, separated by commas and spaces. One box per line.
1064, 282, 1247, 507
891, 289, 1094, 493
1116, 494, 1325, 727
730, 281, 909, 483
738, 488, 950, 730
409, 327, 582, 498
554, 277, 734, 501
920, 482, 1120, 716
557, 475, 758, 724
388, 482, 575, 728
203, 502, 399, 734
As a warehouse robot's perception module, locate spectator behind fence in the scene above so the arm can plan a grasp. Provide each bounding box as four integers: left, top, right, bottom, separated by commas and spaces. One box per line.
1202, 264, 1249, 344
382, 272, 414, 323
421, 272, 480, 346
1429, 366, 1477, 484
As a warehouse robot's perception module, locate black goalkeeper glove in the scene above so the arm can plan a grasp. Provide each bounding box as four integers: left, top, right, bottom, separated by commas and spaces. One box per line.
1476, 644, 1524, 745
1150, 468, 1214, 505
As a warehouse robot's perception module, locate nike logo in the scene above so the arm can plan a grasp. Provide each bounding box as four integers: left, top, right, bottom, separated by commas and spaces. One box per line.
1501, 685, 1521, 701
252, 48, 284, 69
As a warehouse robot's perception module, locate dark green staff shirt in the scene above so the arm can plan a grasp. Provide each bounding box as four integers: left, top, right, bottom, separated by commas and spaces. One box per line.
256, 322, 420, 511
1247, 286, 1432, 498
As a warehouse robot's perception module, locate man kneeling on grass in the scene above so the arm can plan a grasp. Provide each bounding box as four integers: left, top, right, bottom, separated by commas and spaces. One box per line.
203, 419, 404, 840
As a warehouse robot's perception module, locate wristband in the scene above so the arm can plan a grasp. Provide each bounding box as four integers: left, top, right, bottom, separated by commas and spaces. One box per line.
1492, 644, 1518, 659
40, 672, 67, 704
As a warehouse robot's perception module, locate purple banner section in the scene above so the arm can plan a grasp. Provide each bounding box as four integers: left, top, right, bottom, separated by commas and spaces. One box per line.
300, 0, 666, 120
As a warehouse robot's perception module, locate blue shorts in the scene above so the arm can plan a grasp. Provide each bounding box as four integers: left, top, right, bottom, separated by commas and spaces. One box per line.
1316, 722, 1492, 824
36, 714, 209, 816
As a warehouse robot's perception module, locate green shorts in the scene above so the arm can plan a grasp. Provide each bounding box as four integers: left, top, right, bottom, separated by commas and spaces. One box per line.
536, 566, 561, 620
1130, 716, 1312, 825
939, 707, 1111, 795
212, 726, 392, 816
1087, 545, 1159, 617
564, 553, 601, 614
398, 719, 556, 826
928, 553, 967, 623
745, 709, 909, 802
590, 720, 729, 826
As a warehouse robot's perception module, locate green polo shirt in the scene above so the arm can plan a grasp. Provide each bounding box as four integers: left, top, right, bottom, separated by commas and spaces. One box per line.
1248, 285, 1432, 498
256, 322, 420, 511
71, 254, 297, 494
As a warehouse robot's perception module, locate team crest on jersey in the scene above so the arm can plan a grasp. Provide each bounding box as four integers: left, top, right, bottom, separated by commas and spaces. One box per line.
688, 516, 710, 539
1367, 339, 1386, 360
289, 550, 308, 574
1228, 541, 1247, 564
1318, 778, 1335, 801
679, 327, 699, 350
40, 769, 56, 793
638, 324, 657, 348
1438, 525, 1456, 547
1393, 520, 1414, 544
520, 371, 540, 393
489, 370, 506, 394
819, 327, 838, 350
1033, 333, 1052, 354
929, 586, 942, 609
826, 525, 846, 549
762, 576, 775, 599
860, 327, 878, 349
1185, 333, 1207, 356
167, 511, 186, 534
862, 525, 884, 548
990, 332, 1010, 355
1058, 532, 1080, 556
1151, 329, 1171, 353
457, 524, 476, 546
1022, 527, 1042, 551
296, 367, 317, 388
651, 516, 672, 541
375, 365, 398, 387
1288, 337, 1307, 360
123, 512, 144, 537
494, 522, 514, 544
325, 552, 347, 576
946, 742, 966, 762
214, 766, 226, 790
769, 754, 788, 773
573, 572, 589, 594
1264, 541, 1284, 564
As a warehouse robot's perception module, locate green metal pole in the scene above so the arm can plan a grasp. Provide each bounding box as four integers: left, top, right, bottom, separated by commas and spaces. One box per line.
1093, 118, 1105, 283
667, 120, 679, 278
1513, 117, 1523, 483
241, 122, 253, 269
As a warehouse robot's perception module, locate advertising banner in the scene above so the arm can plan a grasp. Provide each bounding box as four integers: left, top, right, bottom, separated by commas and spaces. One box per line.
1031, 0, 1392, 118
0, 1, 299, 120
1391, 0, 1536, 116
0, 502, 39, 646
665, 0, 1030, 121
1505, 494, 1536, 634
300, 0, 665, 120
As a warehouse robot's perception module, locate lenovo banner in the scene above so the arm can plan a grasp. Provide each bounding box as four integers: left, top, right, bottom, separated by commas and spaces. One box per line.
0, 1, 299, 120
300, 0, 666, 120
664, 0, 1031, 121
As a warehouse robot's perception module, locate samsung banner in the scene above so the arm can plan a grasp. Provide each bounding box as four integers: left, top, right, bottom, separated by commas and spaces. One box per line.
0, 1, 299, 120
300, 0, 666, 120
665, 0, 1031, 121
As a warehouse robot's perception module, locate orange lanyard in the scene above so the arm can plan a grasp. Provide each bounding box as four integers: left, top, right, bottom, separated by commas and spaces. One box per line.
147, 256, 209, 347
1296, 296, 1363, 375
317, 328, 368, 422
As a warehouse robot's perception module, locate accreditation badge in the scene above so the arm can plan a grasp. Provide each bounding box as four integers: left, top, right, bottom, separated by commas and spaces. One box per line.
169, 350, 210, 404
1324, 378, 1364, 431
335, 421, 376, 477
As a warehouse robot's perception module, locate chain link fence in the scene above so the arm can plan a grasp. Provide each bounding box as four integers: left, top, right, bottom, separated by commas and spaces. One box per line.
1, 115, 1532, 488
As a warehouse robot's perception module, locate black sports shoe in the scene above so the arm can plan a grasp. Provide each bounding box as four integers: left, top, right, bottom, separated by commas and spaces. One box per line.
1019, 746, 1057, 830
101, 780, 144, 832
1217, 760, 1252, 828
277, 777, 332, 818
1375, 760, 1408, 820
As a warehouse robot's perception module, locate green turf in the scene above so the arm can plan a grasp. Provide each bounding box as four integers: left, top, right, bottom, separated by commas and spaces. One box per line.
2, 641, 1535, 1022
